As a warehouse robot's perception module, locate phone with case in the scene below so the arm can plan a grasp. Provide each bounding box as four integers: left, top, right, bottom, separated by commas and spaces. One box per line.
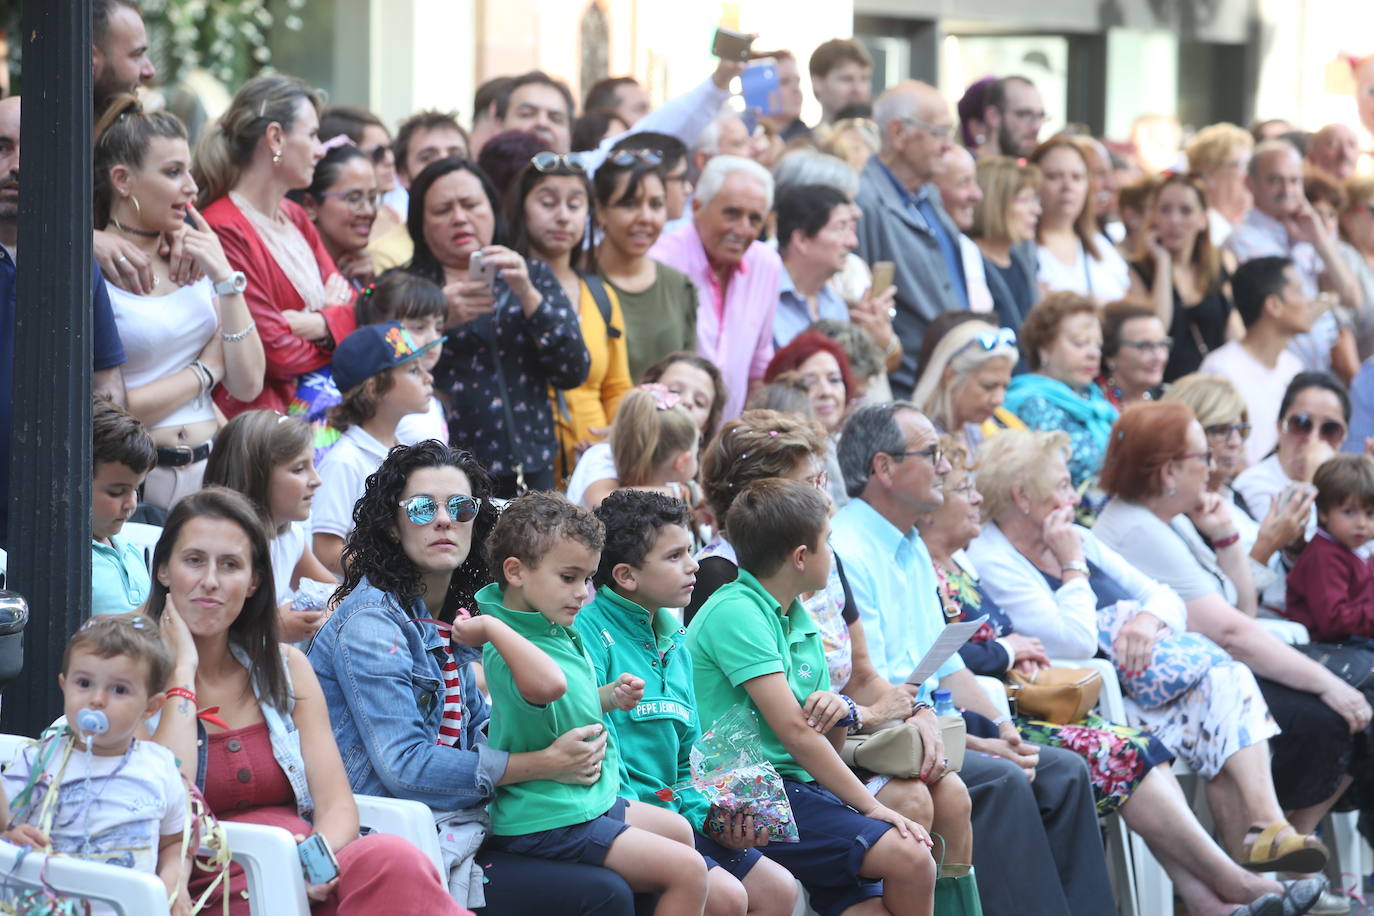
298, 833, 340, 886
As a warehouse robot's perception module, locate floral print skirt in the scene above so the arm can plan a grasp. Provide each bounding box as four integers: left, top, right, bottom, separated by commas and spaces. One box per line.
1017, 712, 1174, 816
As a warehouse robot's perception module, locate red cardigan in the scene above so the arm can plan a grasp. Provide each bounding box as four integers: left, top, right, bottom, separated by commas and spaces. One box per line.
1285, 529, 1374, 642
202, 195, 357, 416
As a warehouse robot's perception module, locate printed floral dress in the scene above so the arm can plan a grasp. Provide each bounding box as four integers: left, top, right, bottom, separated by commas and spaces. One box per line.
937, 557, 1173, 815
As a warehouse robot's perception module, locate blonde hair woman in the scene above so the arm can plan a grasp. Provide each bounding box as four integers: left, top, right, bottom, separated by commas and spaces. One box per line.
910, 317, 1020, 455
1337, 175, 1374, 358
195, 73, 358, 416
971, 156, 1042, 328
1184, 123, 1253, 247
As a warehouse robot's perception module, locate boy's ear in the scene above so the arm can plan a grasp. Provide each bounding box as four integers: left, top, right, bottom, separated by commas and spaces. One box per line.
502, 556, 525, 588
670, 450, 694, 480
57, 672, 65, 693
611, 562, 638, 593
144, 691, 166, 720
789, 542, 809, 573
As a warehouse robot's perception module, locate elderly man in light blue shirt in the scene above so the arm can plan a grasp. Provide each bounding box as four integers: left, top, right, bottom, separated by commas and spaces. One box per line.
774, 184, 856, 348
830, 401, 1111, 916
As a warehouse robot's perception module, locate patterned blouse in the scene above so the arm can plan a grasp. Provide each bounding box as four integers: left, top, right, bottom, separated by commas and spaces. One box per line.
419, 259, 590, 477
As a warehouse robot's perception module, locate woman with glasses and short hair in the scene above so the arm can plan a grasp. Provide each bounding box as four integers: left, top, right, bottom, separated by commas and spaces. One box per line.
1097, 301, 1170, 409
911, 314, 1022, 456
1125, 173, 1240, 381
506, 151, 632, 485
1163, 374, 1313, 615
290, 142, 380, 289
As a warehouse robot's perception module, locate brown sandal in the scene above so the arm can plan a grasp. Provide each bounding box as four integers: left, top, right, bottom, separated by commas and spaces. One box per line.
1240, 821, 1329, 873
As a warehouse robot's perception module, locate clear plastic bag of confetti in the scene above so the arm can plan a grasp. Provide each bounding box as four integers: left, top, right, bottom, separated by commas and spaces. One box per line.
684, 705, 799, 843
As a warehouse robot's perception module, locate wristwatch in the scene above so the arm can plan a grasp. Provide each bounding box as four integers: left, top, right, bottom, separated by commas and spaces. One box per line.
1061, 560, 1090, 576
213, 271, 248, 296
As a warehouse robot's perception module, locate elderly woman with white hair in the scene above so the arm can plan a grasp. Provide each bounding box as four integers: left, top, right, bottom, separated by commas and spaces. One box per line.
911, 314, 1021, 455
651, 154, 780, 423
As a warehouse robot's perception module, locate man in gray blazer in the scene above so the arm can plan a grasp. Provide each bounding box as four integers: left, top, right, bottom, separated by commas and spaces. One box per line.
855, 81, 969, 398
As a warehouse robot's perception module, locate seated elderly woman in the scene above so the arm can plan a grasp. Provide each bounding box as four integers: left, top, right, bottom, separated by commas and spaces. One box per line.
1234, 372, 1351, 541
1096, 301, 1169, 410
1162, 374, 1313, 613
911, 316, 1020, 456
1003, 292, 1118, 500
967, 427, 1334, 888
922, 436, 1304, 916
1091, 402, 1373, 868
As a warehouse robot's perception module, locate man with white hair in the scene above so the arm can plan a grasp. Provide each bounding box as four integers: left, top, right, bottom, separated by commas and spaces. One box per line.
652, 155, 780, 422
1228, 140, 1362, 372
855, 80, 968, 398
1306, 123, 1361, 182
933, 146, 995, 314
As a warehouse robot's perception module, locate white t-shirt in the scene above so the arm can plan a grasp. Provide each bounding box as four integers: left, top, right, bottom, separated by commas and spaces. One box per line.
313, 426, 390, 539
1036, 234, 1129, 304
564, 442, 618, 507
1234, 454, 1319, 542
396, 396, 448, 447
1, 737, 184, 914
270, 520, 309, 604
107, 277, 218, 430
1198, 341, 1303, 466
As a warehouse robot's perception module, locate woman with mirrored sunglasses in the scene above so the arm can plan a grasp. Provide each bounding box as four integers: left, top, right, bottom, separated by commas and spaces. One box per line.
1235, 372, 1352, 546
912, 315, 1023, 458
1164, 374, 1315, 616
308, 440, 640, 915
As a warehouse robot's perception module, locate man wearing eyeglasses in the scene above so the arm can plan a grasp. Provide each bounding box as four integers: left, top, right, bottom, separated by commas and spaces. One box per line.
1200, 256, 1310, 464
830, 402, 1113, 916
855, 81, 970, 398
971, 76, 1046, 160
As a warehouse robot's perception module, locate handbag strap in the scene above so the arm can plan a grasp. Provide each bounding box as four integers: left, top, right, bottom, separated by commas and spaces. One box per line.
475, 315, 528, 492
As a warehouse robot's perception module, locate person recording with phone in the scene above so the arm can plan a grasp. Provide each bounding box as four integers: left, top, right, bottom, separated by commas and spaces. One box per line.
400, 156, 589, 497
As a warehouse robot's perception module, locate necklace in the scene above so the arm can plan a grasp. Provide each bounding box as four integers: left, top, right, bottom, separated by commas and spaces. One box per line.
109, 216, 160, 239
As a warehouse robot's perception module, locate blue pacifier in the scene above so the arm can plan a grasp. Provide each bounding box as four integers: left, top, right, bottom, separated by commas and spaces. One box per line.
75, 708, 109, 735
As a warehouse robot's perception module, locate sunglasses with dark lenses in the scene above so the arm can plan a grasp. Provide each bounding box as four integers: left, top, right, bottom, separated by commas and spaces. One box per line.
365, 144, 393, 165
1284, 412, 1346, 445
1204, 422, 1252, 441
531, 151, 590, 174
607, 149, 663, 168
399, 494, 480, 526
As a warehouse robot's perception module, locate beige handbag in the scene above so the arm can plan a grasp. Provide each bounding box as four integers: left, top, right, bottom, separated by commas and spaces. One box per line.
841, 716, 966, 779
1006, 667, 1103, 724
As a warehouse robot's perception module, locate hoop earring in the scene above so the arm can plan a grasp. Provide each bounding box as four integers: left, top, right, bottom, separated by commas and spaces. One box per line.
272, 149, 283, 165
131, 195, 142, 220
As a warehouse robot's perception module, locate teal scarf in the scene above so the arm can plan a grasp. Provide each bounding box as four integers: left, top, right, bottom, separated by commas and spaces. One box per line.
1004, 373, 1119, 447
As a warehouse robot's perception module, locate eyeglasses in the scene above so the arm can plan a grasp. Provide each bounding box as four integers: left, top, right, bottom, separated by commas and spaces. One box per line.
1008, 108, 1047, 124
1284, 412, 1347, 445
1177, 450, 1214, 466
1204, 421, 1252, 442
1118, 337, 1174, 354
531, 151, 590, 174
607, 149, 663, 168
885, 444, 944, 468
320, 189, 382, 213
897, 117, 954, 142
399, 494, 480, 526
945, 479, 977, 497
363, 143, 393, 165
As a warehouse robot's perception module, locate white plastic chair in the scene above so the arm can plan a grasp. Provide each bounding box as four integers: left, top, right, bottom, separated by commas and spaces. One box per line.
0, 837, 171, 915
120, 521, 164, 571
219, 821, 311, 916
355, 794, 444, 880
1255, 617, 1311, 645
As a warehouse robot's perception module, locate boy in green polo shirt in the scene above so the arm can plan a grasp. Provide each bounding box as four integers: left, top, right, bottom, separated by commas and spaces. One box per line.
477, 492, 708, 914
579, 490, 799, 916
90, 399, 154, 616
686, 478, 936, 916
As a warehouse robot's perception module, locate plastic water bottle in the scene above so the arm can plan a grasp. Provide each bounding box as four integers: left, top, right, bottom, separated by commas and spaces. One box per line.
932, 689, 956, 718
75, 708, 109, 735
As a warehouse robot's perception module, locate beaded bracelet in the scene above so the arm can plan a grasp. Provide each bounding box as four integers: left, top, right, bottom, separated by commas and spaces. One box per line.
839, 694, 861, 734
221, 321, 256, 343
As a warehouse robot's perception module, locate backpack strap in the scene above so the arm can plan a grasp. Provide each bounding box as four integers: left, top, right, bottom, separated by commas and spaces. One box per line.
579, 272, 621, 340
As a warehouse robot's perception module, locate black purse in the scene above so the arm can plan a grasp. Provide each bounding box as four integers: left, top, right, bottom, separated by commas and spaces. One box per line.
1295, 640, 1374, 690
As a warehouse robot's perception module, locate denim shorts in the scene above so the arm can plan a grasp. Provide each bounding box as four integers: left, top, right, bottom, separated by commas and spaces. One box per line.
693, 831, 763, 880
489, 796, 630, 866
757, 778, 888, 916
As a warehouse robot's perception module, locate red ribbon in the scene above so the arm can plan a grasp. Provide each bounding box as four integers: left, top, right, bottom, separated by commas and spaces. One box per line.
197, 706, 230, 731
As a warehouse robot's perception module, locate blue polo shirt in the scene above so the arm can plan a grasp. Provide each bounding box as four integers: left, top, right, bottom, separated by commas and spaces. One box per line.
0, 250, 126, 547
91, 535, 151, 616
774, 266, 851, 348
873, 158, 969, 310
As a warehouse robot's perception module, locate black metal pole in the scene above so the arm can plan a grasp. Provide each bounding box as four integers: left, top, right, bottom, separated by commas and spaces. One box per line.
2, 0, 93, 736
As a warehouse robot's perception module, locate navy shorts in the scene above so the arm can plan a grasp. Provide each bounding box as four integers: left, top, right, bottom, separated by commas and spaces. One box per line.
756, 778, 888, 916
489, 797, 630, 866
693, 831, 763, 881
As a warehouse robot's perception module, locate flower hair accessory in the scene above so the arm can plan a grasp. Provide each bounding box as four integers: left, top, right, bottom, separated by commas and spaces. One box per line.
320, 134, 357, 152
639, 383, 681, 411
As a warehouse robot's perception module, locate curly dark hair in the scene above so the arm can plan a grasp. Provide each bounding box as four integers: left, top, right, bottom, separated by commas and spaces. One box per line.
333, 440, 499, 620
484, 492, 604, 587
592, 490, 691, 588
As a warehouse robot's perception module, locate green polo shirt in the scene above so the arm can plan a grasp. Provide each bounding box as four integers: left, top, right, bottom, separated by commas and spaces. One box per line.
685, 568, 830, 782
476, 583, 620, 835
575, 585, 709, 831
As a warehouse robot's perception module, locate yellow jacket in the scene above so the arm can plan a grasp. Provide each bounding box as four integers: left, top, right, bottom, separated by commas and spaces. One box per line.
551, 278, 632, 483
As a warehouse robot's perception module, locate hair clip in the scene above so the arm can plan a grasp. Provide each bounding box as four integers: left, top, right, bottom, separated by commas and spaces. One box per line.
740, 452, 749, 460
257, 99, 267, 118
768, 430, 778, 437
360, 283, 375, 297
321, 134, 357, 152
1016, 157, 1028, 167
639, 383, 681, 411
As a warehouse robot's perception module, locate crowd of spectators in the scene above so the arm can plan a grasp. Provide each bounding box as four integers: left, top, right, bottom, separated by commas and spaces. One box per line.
5, 2, 1374, 914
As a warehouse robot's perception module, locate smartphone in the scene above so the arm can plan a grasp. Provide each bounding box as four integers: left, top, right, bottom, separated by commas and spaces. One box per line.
711, 27, 753, 62
297, 833, 340, 887
740, 62, 780, 116
468, 250, 497, 287
870, 261, 895, 293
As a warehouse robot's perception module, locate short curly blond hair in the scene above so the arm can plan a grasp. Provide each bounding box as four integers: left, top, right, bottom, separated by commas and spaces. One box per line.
1163, 373, 1248, 428
1185, 122, 1253, 176
975, 429, 1071, 522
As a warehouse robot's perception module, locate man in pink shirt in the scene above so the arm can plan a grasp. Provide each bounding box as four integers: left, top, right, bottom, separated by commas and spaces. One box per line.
651, 155, 780, 424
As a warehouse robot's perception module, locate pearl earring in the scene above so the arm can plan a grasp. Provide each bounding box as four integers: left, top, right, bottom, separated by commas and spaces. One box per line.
272, 150, 283, 165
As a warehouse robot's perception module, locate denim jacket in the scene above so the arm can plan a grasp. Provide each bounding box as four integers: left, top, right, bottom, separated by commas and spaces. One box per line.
306, 576, 509, 811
